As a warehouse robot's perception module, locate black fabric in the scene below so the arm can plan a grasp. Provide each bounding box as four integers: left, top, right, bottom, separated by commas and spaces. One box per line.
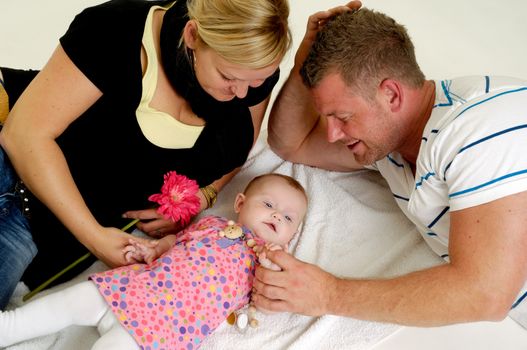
2, 0, 279, 289
0, 67, 38, 110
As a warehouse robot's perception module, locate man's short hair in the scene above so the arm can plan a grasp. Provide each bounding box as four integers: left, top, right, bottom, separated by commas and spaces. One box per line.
300, 8, 425, 99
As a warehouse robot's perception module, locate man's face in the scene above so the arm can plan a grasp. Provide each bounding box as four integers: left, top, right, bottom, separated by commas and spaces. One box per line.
311, 73, 402, 166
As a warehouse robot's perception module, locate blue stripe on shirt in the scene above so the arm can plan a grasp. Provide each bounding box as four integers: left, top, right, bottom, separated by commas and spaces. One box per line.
433, 80, 454, 108
512, 291, 527, 309
459, 124, 527, 154
454, 87, 527, 120
422, 128, 440, 143
387, 154, 404, 168
393, 193, 409, 201
415, 172, 435, 189
443, 124, 527, 180
427, 206, 449, 228
449, 169, 527, 198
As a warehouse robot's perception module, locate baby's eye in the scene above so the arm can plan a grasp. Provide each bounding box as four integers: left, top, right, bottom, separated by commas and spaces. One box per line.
264, 201, 273, 208
285, 215, 293, 222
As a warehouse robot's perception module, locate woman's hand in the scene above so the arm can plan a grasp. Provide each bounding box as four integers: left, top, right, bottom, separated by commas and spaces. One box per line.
122, 208, 184, 238
88, 226, 149, 267
295, 1, 362, 68
123, 186, 210, 238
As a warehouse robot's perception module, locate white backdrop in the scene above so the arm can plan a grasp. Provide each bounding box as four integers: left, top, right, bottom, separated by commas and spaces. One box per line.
1, 0, 526, 113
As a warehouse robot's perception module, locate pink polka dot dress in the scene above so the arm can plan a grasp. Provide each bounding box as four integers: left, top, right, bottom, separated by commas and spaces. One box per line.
90, 215, 258, 350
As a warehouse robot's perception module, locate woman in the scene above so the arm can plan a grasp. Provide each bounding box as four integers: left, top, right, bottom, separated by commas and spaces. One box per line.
0, 0, 291, 308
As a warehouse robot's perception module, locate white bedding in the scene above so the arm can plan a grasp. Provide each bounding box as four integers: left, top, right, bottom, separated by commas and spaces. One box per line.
6, 131, 444, 349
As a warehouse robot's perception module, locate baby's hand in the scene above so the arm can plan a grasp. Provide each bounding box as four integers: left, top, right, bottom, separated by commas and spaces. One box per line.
123, 238, 159, 264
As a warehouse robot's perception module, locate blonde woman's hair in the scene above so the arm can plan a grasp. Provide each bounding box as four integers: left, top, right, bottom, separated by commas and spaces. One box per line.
187, 0, 291, 68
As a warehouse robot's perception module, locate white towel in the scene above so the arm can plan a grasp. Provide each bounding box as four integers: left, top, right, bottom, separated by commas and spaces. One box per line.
6, 131, 443, 349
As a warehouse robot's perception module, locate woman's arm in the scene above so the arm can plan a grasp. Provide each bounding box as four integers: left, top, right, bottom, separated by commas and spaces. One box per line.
201, 95, 269, 205
0, 44, 134, 267
249, 95, 270, 143
200, 94, 271, 206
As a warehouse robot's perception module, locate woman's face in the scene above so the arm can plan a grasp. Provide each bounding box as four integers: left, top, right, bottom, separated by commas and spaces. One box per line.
192, 46, 279, 101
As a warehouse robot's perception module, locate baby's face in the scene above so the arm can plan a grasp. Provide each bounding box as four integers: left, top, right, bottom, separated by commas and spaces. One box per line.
235, 177, 307, 246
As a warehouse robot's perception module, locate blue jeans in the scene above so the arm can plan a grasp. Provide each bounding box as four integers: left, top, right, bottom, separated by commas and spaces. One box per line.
0, 145, 37, 309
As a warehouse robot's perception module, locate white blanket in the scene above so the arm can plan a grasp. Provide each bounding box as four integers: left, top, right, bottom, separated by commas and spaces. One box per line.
6, 131, 443, 349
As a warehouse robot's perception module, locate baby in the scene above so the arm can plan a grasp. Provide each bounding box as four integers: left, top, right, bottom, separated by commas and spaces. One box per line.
0, 173, 308, 350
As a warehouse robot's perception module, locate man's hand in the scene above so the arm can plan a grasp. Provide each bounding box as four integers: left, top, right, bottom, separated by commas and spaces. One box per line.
295, 1, 362, 68
251, 249, 338, 316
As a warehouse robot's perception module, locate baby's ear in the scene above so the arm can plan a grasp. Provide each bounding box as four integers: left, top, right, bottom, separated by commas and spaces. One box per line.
233, 193, 246, 214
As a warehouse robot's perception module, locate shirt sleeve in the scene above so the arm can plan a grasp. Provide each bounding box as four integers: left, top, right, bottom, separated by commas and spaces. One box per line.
59, 2, 144, 93
436, 92, 527, 211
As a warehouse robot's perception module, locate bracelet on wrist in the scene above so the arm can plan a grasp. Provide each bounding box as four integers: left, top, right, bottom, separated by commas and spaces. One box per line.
200, 184, 218, 209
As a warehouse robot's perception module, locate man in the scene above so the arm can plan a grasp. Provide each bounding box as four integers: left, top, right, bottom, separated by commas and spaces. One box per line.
252, 5, 527, 327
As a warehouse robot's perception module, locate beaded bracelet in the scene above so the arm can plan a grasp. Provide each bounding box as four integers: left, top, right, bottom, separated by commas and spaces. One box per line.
200, 184, 218, 208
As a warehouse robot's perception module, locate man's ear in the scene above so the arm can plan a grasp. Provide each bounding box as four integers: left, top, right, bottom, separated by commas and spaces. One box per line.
233, 193, 246, 214
182, 20, 199, 50
379, 79, 403, 113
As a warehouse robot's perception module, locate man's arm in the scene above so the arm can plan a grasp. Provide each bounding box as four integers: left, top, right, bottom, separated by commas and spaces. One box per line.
253, 191, 527, 326
267, 3, 363, 172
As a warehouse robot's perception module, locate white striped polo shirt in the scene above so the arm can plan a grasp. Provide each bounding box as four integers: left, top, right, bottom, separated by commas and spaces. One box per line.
370, 76, 527, 315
